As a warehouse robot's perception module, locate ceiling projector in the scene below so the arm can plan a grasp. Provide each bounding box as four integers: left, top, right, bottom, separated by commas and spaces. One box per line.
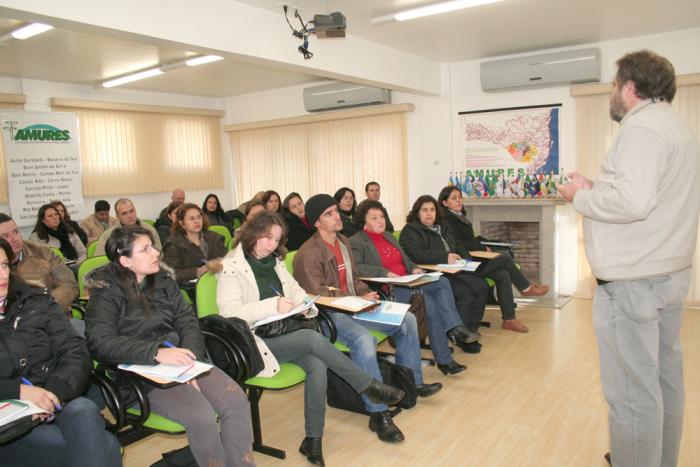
313, 12, 346, 38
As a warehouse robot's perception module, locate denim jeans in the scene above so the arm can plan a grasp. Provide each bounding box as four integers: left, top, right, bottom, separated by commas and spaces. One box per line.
479, 251, 530, 320
0, 397, 122, 467
327, 310, 423, 413
393, 277, 462, 365
593, 268, 690, 467
263, 329, 373, 438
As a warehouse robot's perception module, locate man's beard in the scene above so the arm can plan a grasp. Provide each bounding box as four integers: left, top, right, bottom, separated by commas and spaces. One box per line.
609, 92, 625, 123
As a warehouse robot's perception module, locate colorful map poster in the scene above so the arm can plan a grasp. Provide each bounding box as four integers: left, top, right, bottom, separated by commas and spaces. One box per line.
459, 104, 560, 179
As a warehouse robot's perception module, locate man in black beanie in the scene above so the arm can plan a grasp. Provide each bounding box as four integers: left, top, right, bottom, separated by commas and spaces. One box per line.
293, 194, 442, 444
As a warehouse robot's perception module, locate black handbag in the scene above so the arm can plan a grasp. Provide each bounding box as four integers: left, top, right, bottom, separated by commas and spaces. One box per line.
199, 315, 265, 377
388, 290, 429, 348
254, 315, 319, 338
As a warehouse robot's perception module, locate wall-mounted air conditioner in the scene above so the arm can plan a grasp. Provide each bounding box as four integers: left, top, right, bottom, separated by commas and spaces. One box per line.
480, 48, 601, 92
303, 81, 391, 112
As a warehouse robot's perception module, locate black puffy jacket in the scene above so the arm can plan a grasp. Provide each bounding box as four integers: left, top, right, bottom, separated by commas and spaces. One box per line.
0, 281, 90, 403
85, 263, 205, 365
284, 212, 315, 251
399, 220, 468, 265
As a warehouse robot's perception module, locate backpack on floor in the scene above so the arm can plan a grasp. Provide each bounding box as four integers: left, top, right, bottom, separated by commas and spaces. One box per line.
326, 355, 417, 414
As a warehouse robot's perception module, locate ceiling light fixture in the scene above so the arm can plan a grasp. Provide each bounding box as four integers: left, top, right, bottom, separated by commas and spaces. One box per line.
99, 54, 224, 88
0, 22, 54, 45
10, 22, 54, 39
185, 55, 224, 67
371, 0, 504, 24
102, 68, 164, 88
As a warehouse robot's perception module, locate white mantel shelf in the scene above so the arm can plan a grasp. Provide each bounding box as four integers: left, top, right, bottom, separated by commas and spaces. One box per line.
462, 198, 567, 207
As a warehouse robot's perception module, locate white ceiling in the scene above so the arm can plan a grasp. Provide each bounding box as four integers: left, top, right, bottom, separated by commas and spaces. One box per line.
0, 17, 322, 98
0, 1, 698, 97
240, 0, 700, 62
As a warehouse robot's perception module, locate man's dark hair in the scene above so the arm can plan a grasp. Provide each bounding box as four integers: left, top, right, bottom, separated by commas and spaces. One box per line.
0, 213, 13, 224
95, 200, 110, 212
365, 181, 380, 193
616, 50, 676, 103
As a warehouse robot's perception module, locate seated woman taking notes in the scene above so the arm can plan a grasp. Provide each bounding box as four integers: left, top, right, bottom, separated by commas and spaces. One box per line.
85, 226, 254, 467
216, 210, 405, 467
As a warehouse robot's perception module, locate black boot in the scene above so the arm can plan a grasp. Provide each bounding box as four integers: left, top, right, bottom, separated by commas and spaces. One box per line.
369, 411, 405, 443
299, 437, 325, 466
415, 382, 442, 398
361, 379, 404, 406
446, 325, 478, 344
437, 360, 467, 375
455, 340, 482, 354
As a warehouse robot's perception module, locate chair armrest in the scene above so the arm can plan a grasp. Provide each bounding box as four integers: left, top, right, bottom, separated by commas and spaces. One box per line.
201, 329, 247, 384
91, 362, 125, 432
316, 308, 337, 344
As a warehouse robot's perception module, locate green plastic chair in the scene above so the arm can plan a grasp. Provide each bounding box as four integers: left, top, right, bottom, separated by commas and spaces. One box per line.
208, 225, 232, 247
86, 241, 98, 258
51, 248, 65, 260
392, 230, 401, 241
141, 219, 155, 227
196, 272, 305, 459
227, 237, 236, 251
284, 250, 297, 274
232, 218, 242, 230
77, 256, 110, 299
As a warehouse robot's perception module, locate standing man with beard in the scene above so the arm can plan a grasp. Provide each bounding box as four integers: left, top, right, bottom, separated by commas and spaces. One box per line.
558, 50, 700, 466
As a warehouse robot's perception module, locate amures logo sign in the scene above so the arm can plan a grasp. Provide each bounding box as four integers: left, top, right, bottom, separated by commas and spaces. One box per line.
2, 121, 71, 142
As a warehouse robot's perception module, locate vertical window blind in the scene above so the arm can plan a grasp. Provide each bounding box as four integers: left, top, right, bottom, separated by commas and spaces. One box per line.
51, 98, 224, 197
227, 105, 411, 229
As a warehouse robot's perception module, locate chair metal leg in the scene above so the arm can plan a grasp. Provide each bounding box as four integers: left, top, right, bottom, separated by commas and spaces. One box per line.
248, 387, 286, 459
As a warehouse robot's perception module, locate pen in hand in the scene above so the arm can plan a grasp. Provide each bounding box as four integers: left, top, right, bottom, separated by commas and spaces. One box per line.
162, 341, 196, 362
270, 285, 283, 297
21, 376, 61, 415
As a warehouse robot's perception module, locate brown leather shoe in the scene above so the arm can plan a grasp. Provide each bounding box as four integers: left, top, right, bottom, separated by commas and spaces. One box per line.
520, 284, 549, 297
502, 319, 529, 333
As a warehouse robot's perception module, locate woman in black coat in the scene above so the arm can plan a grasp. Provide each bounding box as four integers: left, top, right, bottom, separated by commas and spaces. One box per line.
282, 192, 315, 250
399, 195, 488, 348
437, 186, 549, 333
50, 200, 88, 246
85, 226, 254, 467
162, 203, 228, 302
333, 187, 359, 238
0, 238, 121, 467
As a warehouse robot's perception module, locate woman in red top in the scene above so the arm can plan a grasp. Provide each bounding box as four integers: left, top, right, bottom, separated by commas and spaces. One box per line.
349, 200, 471, 375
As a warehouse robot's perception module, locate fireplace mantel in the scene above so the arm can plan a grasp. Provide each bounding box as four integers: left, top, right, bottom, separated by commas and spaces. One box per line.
463, 199, 565, 298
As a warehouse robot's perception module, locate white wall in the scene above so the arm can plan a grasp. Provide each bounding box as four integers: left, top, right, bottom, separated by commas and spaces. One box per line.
444, 27, 700, 296
0, 77, 234, 237
223, 26, 700, 297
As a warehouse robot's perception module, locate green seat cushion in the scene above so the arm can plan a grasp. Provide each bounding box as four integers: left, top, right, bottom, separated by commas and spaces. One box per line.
485, 277, 496, 287
126, 408, 186, 433
246, 363, 305, 389
334, 328, 387, 353
334, 341, 350, 352
370, 329, 388, 344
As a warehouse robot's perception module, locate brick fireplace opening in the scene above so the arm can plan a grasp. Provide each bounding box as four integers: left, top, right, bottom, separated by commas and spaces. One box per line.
479, 221, 540, 283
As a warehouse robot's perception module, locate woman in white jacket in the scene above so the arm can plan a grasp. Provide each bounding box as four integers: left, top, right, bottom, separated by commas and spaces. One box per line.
217, 210, 404, 467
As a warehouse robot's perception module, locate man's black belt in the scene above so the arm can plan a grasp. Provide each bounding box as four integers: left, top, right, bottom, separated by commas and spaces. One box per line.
596, 278, 611, 285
